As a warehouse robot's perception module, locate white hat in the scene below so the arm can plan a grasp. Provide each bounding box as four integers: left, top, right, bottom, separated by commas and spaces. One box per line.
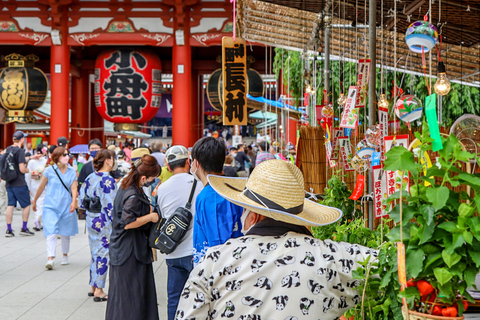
165, 145, 189, 163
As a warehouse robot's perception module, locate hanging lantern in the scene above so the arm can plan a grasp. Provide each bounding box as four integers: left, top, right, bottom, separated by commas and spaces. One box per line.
356, 139, 376, 160
405, 20, 438, 54
94, 48, 162, 131
337, 93, 346, 107
0, 53, 48, 123
395, 94, 423, 123
206, 68, 264, 111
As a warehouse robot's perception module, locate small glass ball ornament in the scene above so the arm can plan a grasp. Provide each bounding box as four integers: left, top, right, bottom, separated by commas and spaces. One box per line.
337, 93, 346, 107
365, 125, 382, 149
356, 139, 376, 160
378, 93, 388, 109
405, 20, 438, 53
395, 94, 423, 123
350, 155, 369, 173
321, 103, 334, 118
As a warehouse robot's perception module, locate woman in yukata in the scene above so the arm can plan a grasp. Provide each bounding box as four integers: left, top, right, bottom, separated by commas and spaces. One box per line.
32, 147, 78, 270
78, 149, 117, 302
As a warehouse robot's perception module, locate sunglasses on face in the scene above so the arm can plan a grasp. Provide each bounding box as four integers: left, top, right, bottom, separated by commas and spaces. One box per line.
63, 153, 69, 157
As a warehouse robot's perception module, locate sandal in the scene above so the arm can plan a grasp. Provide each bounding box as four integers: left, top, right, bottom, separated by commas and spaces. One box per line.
93, 294, 108, 302
88, 292, 94, 297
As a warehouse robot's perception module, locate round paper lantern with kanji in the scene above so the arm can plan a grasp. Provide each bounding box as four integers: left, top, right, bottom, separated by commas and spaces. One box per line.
94, 48, 162, 131
0, 53, 48, 123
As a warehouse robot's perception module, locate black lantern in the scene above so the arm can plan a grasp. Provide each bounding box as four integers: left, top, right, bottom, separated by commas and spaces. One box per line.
0, 53, 48, 123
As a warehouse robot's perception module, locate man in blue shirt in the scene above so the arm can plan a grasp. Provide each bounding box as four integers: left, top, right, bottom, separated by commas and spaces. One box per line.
190, 137, 243, 265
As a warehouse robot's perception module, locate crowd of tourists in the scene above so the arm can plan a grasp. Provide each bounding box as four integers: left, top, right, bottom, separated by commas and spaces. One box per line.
0, 131, 377, 320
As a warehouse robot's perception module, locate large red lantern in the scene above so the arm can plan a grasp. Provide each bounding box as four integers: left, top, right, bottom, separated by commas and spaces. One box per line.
94, 48, 162, 131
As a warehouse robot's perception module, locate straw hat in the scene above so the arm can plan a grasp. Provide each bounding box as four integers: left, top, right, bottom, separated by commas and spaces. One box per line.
208, 159, 342, 227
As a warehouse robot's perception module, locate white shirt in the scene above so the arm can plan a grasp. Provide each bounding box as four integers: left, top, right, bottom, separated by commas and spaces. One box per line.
156, 172, 203, 259
25, 157, 47, 198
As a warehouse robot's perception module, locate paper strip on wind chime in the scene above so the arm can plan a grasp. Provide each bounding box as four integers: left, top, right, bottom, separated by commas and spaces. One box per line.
325, 126, 336, 168
349, 174, 365, 201
378, 106, 388, 156
338, 136, 354, 171
355, 59, 371, 108
372, 164, 388, 219
340, 86, 359, 129
384, 135, 410, 208
330, 127, 343, 160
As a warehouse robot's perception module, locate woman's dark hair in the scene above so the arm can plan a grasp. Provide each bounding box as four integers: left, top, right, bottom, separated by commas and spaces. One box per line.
258, 141, 270, 152
192, 137, 225, 174
117, 150, 126, 158
121, 155, 161, 190
93, 149, 116, 171
51, 147, 66, 164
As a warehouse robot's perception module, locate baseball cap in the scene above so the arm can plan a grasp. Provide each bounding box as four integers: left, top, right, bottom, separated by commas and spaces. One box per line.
13, 131, 27, 140
165, 145, 189, 163
57, 136, 69, 147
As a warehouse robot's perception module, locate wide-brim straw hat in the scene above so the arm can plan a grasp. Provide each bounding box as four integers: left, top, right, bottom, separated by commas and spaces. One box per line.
208, 159, 342, 227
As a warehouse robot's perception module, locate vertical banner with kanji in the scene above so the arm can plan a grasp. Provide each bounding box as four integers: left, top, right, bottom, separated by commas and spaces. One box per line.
325, 126, 336, 168
355, 59, 371, 108
222, 37, 247, 126
331, 127, 343, 160
372, 165, 388, 218
384, 135, 410, 202
340, 86, 359, 129
378, 106, 388, 156
338, 136, 354, 171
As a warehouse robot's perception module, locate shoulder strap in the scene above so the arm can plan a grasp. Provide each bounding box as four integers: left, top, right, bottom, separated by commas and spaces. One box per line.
185, 179, 198, 210
53, 167, 72, 196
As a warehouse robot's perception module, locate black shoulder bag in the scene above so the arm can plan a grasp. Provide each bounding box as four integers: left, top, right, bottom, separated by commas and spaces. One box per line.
53, 167, 72, 197
150, 179, 198, 254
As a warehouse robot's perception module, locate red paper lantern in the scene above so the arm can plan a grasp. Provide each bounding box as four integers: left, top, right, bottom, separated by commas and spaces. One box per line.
94, 48, 162, 131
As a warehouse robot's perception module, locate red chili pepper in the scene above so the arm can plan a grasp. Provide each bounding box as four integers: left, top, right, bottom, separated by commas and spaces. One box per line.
463, 300, 469, 312
442, 307, 458, 317
417, 280, 434, 296
406, 279, 418, 287
432, 305, 442, 316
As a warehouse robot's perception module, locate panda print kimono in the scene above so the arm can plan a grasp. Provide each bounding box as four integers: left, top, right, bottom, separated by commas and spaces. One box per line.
175, 232, 376, 320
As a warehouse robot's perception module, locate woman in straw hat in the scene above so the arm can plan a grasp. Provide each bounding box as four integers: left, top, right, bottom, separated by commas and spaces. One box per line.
175, 159, 377, 320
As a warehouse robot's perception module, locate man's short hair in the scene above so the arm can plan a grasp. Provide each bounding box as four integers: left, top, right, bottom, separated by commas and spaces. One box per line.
258, 141, 269, 152
88, 139, 103, 149
151, 140, 163, 152
192, 137, 226, 174
168, 158, 188, 171
225, 155, 234, 165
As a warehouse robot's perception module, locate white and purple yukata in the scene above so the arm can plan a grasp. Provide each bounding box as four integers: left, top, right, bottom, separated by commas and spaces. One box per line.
79, 171, 116, 289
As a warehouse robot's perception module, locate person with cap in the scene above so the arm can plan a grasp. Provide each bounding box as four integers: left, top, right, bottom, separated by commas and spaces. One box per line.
25, 143, 48, 231
176, 160, 376, 319
0, 131, 42, 237
155, 145, 203, 320
190, 137, 243, 266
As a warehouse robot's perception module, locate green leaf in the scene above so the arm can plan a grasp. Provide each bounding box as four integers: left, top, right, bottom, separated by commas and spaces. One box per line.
442, 250, 461, 268
418, 221, 435, 245
384, 146, 418, 174
406, 248, 424, 278
426, 186, 449, 211
452, 234, 465, 250
398, 286, 420, 299
465, 266, 478, 287
464, 231, 474, 244
438, 221, 458, 233
419, 204, 435, 226
424, 252, 442, 270
469, 250, 480, 268
434, 268, 453, 285
457, 173, 480, 189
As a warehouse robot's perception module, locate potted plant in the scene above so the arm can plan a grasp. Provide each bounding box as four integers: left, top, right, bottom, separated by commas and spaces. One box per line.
383, 121, 480, 318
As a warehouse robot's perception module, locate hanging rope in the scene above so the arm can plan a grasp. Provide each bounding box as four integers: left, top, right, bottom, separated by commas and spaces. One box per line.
393, 0, 397, 135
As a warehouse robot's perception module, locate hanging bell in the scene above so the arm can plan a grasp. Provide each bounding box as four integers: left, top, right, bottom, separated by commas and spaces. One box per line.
337, 93, 346, 107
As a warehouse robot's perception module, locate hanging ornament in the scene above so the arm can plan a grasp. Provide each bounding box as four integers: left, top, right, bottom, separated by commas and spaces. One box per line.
405, 18, 438, 54
350, 155, 369, 173
365, 125, 382, 149
337, 93, 346, 107
321, 103, 334, 118
378, 93, 389, 109
356, 139, 376, 160
394, 94, 423, 123
434, 61, 451, 96
320, 103, 333, 131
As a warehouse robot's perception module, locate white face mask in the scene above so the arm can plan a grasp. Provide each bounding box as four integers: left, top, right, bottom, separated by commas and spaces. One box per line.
189, 160, 201, 182
241, 209, 252, 234
111, 159, 118, 171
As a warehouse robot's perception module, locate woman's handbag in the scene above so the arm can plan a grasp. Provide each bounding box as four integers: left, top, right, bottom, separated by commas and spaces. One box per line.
82, 196, 102, 213
149, 179, 197, 254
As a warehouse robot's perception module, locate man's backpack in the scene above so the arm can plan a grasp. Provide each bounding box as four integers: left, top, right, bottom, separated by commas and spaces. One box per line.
0, 147, 18, 182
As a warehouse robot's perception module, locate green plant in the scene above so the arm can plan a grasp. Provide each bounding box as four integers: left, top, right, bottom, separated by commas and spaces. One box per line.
383, 119, 480, 316
312, 171, 362, 240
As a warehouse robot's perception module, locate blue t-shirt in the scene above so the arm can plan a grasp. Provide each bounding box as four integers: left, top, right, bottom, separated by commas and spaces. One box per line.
193, 184, 243, 265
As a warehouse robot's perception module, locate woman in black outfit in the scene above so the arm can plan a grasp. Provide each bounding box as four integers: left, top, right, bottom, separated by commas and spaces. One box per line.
106, 155, 161, 320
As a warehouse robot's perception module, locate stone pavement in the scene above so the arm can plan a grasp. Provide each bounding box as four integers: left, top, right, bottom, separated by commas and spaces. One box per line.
0, 208, 168, 320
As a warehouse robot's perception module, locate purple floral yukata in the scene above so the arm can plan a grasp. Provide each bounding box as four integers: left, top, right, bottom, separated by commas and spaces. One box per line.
79, 171, 116, 289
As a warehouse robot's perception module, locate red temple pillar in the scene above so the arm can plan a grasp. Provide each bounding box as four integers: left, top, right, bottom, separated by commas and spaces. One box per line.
172, 16, 191, 147
190, 70, 199, 144
71, 69, 90, 146
1, 123, 15, 149
90, 81, 105, 147
49, 9, 70, 145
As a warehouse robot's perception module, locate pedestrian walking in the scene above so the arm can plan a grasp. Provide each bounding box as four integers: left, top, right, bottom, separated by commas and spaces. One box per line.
190, 137, 243, 266
25, 144, 48, 231
1, 131, 42, 237
32, 147, 79, 269
106, 155, 161, 320
177, 160, 376, 320
156, 145, 203, 320
0, 148, 6, 215
255, 140, 276, 166
78, 149, 117, 302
